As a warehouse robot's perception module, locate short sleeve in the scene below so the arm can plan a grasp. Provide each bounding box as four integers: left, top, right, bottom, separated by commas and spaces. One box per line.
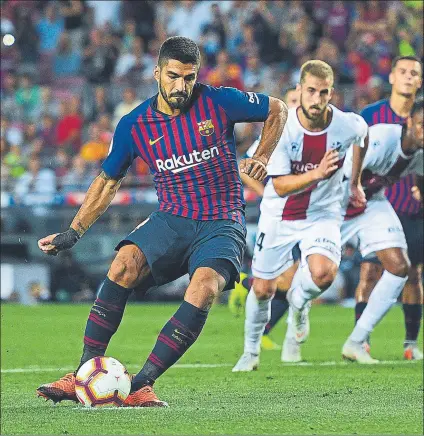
266, 139, 291, 177
215, 87, 269, 123
351, 113, 368, 147
360, 106, 374, 126
101, 115, 136, 179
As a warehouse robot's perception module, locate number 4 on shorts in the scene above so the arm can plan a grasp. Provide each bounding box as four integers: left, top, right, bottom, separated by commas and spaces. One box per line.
256, 232, 265, 251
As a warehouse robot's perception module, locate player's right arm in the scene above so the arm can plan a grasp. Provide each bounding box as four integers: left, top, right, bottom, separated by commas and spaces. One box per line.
38, 116, 136, 256
271, 150, 340, 197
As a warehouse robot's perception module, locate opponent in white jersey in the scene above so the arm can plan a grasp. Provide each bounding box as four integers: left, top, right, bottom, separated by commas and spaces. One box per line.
340, 100, 423, 363
233, 60, 368, 372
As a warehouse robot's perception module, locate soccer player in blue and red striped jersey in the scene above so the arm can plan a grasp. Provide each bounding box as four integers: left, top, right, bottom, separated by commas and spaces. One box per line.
36, 36, 288, 406
355, 55, 423, 360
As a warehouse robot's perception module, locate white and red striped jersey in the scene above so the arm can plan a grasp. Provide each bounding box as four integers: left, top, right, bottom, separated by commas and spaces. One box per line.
343, 123, 423, 219
261, 105, 367, 220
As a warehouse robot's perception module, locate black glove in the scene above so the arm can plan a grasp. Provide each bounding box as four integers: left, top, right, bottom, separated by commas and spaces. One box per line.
51, 228, 80, 251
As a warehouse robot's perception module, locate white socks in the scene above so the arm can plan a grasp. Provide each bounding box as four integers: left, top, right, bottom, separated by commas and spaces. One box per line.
244, 288, 271, 355
289, 262, 323, 310
350, 270, 408, 343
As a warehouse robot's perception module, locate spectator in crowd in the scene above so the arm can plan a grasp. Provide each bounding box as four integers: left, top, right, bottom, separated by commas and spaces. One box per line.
61, 155, 94, 193
121, 0, 156, 50
121, 19, 137, 53
206, 49, 244, 89
39, 114, 57, 149
13, 5, 39, 64
80, 122, 109, 163
59, 0, 86, 51
84, 85, 114, 122
243, 55, 271, 91
14, 157, 56, 198
87, 0, 121, 30
56, 96, 83, 153
1, 72, 21, 121
114, 36, 149, 81
200, 2, 226, 65
15, 74, 40, 122
53, 33, 82, 78
112, 87, 141, 128
36, 3, 64, 55
83, 28, 119, 84
34, 87, 61, 121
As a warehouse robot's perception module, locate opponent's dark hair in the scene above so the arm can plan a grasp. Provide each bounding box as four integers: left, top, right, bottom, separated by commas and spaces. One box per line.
391, 55, 422, 70
411, 97, 424, 117
158, 36, 201, 68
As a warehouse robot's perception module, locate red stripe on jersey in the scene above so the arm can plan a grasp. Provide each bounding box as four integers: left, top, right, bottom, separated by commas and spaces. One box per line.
131, 125, 150, 165
188, 107, 210, 219
380, 105, 386, 123
372, 112, 378, 125
387, 109, 393, 123
151, 114, 178, 208
282, 133, 327, 220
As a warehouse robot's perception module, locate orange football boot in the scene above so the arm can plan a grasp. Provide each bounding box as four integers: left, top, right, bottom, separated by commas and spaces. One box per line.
123, 385, 169, 407
36, 372, 78, 403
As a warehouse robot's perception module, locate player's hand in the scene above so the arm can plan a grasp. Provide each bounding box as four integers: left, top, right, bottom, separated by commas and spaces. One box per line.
38, 229, 80, 256
239, 157, 268, 181
315, 150, 339, 180
350, 183, 366, 208
411, 186, 422, 202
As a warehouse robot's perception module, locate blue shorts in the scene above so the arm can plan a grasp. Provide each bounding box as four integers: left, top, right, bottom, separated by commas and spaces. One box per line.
116, 211, 246, 290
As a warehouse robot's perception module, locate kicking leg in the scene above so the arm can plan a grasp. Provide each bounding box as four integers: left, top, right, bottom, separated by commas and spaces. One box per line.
37, 244, 150, 403
128, 266, 227, 405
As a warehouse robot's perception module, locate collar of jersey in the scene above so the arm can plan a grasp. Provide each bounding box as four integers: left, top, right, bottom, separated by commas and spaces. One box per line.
294, 104, 334, 135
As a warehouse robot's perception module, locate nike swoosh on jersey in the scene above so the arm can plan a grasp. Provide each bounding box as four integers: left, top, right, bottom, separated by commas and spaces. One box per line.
149, 135, 164, 146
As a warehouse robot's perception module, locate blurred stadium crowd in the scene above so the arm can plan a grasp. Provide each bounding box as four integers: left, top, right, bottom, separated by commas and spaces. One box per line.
1, 0, 423, 196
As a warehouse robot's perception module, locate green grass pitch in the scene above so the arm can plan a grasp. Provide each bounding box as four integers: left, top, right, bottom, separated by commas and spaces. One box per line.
1, 303, 423, 435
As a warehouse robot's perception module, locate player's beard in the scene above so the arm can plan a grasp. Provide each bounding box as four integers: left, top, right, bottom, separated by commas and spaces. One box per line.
300, 98, 327, 128
159, 80, 191, 110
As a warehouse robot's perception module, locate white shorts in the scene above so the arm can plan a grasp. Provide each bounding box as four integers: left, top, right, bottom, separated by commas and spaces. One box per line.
252, 215, 342, 280
341, 199, 407, 259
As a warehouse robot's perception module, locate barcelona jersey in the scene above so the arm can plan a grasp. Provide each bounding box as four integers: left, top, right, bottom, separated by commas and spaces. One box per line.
102, 83, 269, 225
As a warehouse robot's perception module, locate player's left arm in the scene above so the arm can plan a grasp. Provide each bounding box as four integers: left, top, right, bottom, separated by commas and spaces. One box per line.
215, 87, 288, 181
240, 97, 288, 181
349, 115, 369, 208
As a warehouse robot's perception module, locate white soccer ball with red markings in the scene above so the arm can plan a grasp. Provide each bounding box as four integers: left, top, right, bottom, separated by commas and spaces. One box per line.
75, 357, 131, 407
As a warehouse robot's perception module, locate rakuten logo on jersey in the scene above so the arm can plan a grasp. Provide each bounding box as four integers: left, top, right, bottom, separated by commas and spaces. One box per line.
156, 147, 219, 174
291, 162, 319, 174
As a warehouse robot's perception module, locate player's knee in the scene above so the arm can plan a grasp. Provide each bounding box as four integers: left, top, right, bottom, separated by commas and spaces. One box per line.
197, 279, 220, 308
385, 256, 410, 278
310, 263, 337, 290
252, 279, 276, 300
108, 253, 140, 288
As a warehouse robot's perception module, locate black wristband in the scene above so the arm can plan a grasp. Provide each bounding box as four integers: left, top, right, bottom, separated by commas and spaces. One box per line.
51, 228, 80, 251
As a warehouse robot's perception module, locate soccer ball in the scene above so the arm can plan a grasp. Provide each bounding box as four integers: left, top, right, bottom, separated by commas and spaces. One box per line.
75, 356, 131, 407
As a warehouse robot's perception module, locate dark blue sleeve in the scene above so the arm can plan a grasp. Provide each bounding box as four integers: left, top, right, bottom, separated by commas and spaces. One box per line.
360, 106, 374, 127
101, 115, 136, 179
214, 86, 269, 123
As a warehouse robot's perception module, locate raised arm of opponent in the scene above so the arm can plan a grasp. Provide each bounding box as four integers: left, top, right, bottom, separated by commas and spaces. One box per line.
38, 171, 123, 256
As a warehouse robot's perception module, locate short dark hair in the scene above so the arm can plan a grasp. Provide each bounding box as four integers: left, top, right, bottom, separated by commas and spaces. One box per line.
411, 97, 424, 117
391, 55, 422, 70
158, 36, 201, 69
